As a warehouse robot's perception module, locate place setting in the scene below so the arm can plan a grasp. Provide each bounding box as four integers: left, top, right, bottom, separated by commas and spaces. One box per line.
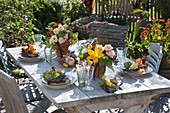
18, 34, 56, 63
18, 44, 45, 63
42, 66, 77, 89
114, 47, 153, 77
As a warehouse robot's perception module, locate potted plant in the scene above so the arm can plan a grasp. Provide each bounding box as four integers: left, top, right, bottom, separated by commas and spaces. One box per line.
45, 22, 78, 58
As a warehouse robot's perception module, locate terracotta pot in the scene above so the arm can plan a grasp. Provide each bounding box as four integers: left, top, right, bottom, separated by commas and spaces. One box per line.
159, 70, 170, 80
56, 42, 69, 58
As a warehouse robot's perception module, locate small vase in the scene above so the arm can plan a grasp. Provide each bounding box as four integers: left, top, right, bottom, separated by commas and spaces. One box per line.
94, 62, 106, 78
56, 42, 69, 58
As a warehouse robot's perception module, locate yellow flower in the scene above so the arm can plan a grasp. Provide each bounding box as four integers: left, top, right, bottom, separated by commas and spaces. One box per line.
87, 44, 93, 49
87, 48, 104, 64
95, 44, 104, 52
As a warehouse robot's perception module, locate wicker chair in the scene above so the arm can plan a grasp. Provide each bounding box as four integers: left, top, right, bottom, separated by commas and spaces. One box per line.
72, 16, 102, 39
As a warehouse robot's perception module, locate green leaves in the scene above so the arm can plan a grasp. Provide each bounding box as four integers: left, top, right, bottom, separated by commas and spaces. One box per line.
99, 58, 114, 74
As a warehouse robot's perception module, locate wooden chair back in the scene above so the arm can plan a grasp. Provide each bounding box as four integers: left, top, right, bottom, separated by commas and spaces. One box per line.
89, 22, 128, 49
0, 69, 28, 113
145, 42, 163, 73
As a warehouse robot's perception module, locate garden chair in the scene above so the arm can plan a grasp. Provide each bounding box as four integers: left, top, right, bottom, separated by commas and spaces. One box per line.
0, 45, 30, 84
0, 69, 52, 113
88, 21, 128, 49
145, 42, 163, 73
0, 42, 52, 112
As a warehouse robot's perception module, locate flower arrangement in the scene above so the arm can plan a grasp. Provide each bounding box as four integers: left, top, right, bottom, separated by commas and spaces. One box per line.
78, 42, 116, 76
46, 22, 78, 57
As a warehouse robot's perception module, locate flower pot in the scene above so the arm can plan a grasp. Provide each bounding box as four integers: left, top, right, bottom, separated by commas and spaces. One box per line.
159, 70, 170, 80
56, 42, 69, 58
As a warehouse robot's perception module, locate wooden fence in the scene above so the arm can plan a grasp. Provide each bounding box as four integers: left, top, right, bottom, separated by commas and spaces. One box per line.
92, 0, 162, 40
59, 0, 162, 40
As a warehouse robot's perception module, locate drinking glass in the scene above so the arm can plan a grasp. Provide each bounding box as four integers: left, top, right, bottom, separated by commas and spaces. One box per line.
116, 47, 127, 66
77, 66, 85, 87
82, 60, 94, 91
33, 34, 42, 52
44, 48, 52, 62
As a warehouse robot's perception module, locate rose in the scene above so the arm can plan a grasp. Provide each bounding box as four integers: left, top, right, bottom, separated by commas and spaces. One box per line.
87, 43, 93, 49
104, 44, 113, 52
58, 37, 65, 44
53, 28, 59, 34
95, 44, 104, 52
49, 35, 58, 44
58, 24, 64, 31
106, 51, 115, 58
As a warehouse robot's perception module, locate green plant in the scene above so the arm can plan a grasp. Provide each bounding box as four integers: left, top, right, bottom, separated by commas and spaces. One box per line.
62, 0, 90, 22
127, 18, 170, 66
0, 1, 36, 47
140, 19, 170, 54
32, 0, 64, 34
132, 9, 150, 22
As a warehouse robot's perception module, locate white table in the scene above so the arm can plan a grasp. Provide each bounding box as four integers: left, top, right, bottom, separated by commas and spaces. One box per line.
6, 47, 170, 113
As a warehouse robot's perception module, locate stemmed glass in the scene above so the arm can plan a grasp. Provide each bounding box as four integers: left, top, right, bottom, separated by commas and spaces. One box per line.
116, 47, 128, 67
82, 60, 94, 91
32, 34, 42, 52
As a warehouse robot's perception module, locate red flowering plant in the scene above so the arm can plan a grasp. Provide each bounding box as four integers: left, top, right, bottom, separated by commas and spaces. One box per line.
140, 19, 170, 70
45, 22, 78, 58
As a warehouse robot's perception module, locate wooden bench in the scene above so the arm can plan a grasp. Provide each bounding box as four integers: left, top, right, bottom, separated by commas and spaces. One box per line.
88, 22, 128, 49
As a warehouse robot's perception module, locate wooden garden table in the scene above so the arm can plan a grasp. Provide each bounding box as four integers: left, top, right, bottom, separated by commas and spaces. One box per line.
6, 46, 170, 113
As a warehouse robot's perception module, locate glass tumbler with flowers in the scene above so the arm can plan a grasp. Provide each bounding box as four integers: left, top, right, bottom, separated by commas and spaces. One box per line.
78, 42, 116, 78
45, 22, 78, 58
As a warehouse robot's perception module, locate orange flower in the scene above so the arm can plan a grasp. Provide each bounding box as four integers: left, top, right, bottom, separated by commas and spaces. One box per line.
139, 69, 146, 75
152, 19, 156, 23
168, 19, 170, 23
53, 22, 59, 27
154, 29, 160, 33
28, 45, 35, 53
135, 58, 143, 66
158, 19, 165, 23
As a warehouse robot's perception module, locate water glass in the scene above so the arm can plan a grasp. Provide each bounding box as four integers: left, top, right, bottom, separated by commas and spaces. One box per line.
44, 48, 52, 62
82, 66, 94, 91
77, 67, 85, 87
116, 47, 128, 65
33, 34, 42, 52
